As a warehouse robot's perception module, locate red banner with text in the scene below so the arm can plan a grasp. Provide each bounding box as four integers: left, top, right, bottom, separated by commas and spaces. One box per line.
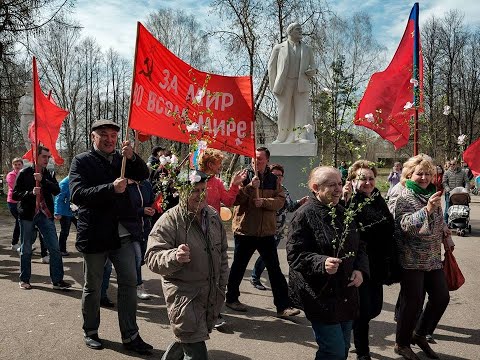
129, 23, 255, 157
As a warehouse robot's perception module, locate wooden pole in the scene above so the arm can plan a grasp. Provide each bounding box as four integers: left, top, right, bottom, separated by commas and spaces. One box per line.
120, 123, 129, 179
250, 75, 259, 198
32, 57, 40, 211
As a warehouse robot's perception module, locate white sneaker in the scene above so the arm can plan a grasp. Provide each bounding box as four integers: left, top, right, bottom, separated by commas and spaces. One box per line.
11, 244, 20, 251
41, 255, 50, 264
214, 314, 227, 329
137, 284, 151, 300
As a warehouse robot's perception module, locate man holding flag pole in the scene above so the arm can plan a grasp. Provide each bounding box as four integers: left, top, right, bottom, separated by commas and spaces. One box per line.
69, 119, 151, 353
13, 57, 71, 291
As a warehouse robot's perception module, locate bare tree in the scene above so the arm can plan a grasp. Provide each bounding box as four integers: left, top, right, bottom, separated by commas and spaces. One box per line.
421, 16, 444, 158
0, 0, 73, 171
313, 11, 386, 165
438, 10, 468, 156
145, 8, 210, 69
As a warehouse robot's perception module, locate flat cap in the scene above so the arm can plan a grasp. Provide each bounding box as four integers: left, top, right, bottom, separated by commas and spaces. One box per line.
91, 119, 120, 132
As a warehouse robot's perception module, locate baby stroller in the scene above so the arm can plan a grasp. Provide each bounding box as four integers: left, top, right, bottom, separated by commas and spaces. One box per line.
447, 187, 471, 236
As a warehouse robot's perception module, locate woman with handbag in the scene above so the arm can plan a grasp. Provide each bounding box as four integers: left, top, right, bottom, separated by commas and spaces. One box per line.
392, 154, 454, 360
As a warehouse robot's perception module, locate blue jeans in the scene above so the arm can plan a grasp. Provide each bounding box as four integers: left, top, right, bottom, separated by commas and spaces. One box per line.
311, 320, 353, 360
58, 216, 77, 252
101, 259, 113, 299
19, 213, 64, 284
251, 235, 281, 282
82, 238, 138, 341
7, 202, 20, 245
226, 235, 289, 312
132, 241, 143, 286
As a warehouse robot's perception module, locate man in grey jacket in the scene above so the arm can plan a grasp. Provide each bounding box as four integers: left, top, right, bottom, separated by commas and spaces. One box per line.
145, 171, 228, 360
442, 159, 470, 223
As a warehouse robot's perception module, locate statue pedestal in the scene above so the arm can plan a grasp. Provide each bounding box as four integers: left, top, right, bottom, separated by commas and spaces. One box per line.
256, 141, 318, 202
268, 142, 317, 157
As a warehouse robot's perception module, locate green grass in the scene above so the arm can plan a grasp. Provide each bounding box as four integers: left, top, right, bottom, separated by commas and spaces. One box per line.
376, 168, 391, 193
0, 194, 9, 216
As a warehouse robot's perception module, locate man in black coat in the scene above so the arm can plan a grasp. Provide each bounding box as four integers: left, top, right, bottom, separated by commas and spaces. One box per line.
13, 145, 71, 291
69, 119, 151, 354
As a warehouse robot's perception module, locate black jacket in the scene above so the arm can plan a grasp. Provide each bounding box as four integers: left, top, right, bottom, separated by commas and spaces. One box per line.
286, 196, 369, 323
12, 166, 60, 220
69, 149, 149, 253
346, 189, 396, 284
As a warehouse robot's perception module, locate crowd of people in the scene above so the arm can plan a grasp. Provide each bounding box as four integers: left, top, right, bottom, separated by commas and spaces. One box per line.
4, 118, 475, 359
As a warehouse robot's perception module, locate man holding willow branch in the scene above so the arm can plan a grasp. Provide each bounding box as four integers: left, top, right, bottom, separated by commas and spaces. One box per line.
145, 170, 229, 360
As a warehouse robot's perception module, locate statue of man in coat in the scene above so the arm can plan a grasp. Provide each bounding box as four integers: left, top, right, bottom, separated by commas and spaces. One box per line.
268, 22, 317, 144
18, 81, 34, 151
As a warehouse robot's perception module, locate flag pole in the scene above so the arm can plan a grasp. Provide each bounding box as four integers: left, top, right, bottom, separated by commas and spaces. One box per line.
32, 57, 41, 212
413, 110, 419, 155
413, 2, 420, 156
121, 22, 141, 179
250, 76, 259, 198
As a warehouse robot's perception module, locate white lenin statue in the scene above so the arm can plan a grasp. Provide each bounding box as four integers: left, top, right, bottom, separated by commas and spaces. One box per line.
268, 22, 317, 144
19, 81, 34, 150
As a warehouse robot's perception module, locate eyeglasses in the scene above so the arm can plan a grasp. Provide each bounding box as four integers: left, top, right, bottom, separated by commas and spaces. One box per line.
356, 176, 375, 182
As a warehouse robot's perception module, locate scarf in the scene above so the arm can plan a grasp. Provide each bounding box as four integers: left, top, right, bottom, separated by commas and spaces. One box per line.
405, 179, 436, 196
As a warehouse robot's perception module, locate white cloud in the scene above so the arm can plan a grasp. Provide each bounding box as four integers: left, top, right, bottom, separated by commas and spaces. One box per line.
70, 0, 480, 63
329, 0, 480, 61
71, 0, 213, 59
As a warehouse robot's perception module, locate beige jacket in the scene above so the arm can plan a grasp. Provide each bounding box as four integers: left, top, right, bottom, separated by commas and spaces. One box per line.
145, 205, 229, 343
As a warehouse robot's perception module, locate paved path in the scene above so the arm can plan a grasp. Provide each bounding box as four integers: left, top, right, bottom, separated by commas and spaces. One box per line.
1, 198, 479, 360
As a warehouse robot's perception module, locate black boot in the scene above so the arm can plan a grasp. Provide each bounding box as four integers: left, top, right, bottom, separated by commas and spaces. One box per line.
411, 333, 440, 359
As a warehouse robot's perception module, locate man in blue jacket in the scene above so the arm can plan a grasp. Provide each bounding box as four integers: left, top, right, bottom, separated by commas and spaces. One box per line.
69, 119, 151, 354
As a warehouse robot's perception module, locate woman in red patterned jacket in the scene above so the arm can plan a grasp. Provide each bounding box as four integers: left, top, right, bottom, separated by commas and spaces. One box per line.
198, 149, 247, 213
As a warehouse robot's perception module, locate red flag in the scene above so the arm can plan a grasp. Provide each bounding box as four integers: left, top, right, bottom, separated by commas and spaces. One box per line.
463, 137, 480, 176
23, 57, 69, 165
129, 23, 255, 157
137, 132, 151, 142
354, 3, 423, 149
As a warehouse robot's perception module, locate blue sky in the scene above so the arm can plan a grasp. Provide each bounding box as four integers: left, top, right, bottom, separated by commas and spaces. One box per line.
71, 0, 480, 63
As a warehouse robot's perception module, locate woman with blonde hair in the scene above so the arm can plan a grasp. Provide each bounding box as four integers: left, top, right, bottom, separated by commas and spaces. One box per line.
198, 148, 247, 213
392, 154, 453, 360
198, 149, 247, 328
342, 160, 395, 360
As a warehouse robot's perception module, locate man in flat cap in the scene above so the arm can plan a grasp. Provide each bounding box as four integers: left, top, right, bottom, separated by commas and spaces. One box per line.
69, 119, 152, 353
